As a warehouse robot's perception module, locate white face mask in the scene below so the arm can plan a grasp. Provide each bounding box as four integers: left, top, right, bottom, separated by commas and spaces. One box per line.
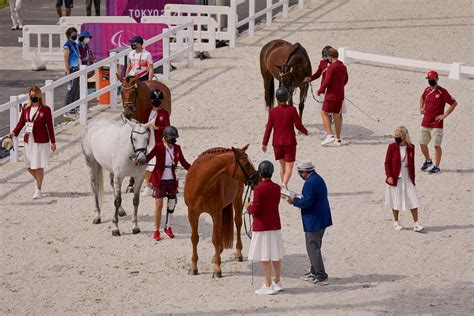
83, 38, 90, 44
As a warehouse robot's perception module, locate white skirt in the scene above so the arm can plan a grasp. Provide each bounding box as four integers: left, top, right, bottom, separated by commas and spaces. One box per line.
248, 230, 284, 262
385, 166, 420, 211
24, 137, 50, 169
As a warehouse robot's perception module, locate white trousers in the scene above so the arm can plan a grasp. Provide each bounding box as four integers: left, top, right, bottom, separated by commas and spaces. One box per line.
9, 0, 23, 27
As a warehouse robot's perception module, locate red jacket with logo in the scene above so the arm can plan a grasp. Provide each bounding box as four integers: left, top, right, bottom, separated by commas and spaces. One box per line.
144, 107, 170, 142
317, 60, 348, 101
247, 179, 282, 232
384, 143, 415, 186
145, 142, 191, 186
12, 105, 56, 144
262, 104, 308, 146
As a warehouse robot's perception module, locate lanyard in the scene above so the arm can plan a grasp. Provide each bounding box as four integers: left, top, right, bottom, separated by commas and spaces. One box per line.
165, 147, 175, 168
133, 52, 143, 69
27, 106, 40, 122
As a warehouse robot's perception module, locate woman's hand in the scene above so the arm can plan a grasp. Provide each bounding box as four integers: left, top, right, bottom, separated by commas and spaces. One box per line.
150, 124, 159, 130
387, 177, 394, 185
261, 145, 267, 153
50, 143, 56, 152
8, 132, 14, 138
245, 201, 251, 209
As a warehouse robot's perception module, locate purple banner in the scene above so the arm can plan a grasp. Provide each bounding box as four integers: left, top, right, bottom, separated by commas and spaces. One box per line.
106, 0, 196, 21
81, 23, 167, 60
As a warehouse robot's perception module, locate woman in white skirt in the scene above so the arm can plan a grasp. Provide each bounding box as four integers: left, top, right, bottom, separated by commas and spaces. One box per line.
9, 86, 56, 199
246, 160, 284, 295
384, 126, 423, 232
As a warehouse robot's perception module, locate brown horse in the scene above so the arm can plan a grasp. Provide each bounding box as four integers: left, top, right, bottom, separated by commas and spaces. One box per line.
260, 39, 312, 121
184, 145, 258, 278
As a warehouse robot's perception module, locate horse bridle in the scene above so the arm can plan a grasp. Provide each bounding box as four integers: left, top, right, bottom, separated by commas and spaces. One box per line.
233, 153, 259, 187
128, 124, 148, 160
122, 83, 138, 112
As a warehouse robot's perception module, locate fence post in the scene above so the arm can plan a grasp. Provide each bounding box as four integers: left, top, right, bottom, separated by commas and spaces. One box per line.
229, 0, 237, 48
79, 65, 88, 124
338, 47, 350, 64
44, 80, 54, 115
249, 0, 255, 36
266, 0, 272, 27
283, 0, 289, 18
9, 96, 19, 162
109, 52, 118, 109
448, 63, 467, 80
187, 24, 194, 68
163, 29, 171, 79
299, 0, 304, 9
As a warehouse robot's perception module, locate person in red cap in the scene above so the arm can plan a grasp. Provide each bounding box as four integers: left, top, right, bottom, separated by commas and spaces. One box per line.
419, 70, 457, 174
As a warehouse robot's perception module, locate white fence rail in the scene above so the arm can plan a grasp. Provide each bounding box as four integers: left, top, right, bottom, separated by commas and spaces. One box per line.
59, 16, 137, 25
338, 48, 474, 80
2, 22, 194, 162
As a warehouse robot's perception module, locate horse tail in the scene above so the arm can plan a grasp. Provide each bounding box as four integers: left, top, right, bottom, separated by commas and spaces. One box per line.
221, 204, 234, 249
268, 77, 275, 108
97, 165, 104, 210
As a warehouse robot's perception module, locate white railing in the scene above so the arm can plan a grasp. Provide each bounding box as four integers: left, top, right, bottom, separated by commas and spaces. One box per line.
2, 22, 194, 162
338, 48, 474, 80
59, 16, 137, 25
141, 15, 217, 53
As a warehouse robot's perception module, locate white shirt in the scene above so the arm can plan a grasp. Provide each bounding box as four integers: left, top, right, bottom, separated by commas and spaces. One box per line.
127, 49, 153, 74
400, 145, 408, 168
161, 146, 174, 180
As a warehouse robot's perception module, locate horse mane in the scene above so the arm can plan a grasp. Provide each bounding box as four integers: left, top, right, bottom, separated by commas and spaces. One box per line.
283, 43, 302, 66
198, 147, 233, 157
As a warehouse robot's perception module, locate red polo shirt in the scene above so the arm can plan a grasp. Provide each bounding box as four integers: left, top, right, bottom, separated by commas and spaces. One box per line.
247, 179, 282, 232
421, 86, 456, 129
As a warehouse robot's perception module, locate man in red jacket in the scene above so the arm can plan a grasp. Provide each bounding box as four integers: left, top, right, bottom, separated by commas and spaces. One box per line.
262, 87, 309, 188
317, 48, 348, 146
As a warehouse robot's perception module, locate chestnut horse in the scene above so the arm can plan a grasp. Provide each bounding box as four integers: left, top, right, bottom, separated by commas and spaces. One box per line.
260, 39, 312, 120
184, 145, 258, 278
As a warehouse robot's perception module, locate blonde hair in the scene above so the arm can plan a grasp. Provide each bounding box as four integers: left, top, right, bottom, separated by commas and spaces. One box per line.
395, 126, 412, 145
25, 86, 45, 108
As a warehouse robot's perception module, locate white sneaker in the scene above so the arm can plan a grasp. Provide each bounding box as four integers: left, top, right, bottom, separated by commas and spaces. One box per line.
142, 186, 153, 197
33, 189, 43, 199
414, 222, 424, 232
393, 221, 403, 231
254, 284, 276, 295
334, 139, 342, 146
321, 135, 335, 146
272, 281, 284, 292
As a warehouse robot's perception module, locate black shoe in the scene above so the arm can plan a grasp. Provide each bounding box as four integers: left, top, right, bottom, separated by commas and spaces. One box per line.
312, 277, 328, 285
421, 159, 433, 171
428, 166, 441, 174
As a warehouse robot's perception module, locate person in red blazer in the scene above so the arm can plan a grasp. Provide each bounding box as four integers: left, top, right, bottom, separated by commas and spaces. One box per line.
143, 126, 191, 241
246, 161, 284, 295
262, 87, 308, 188
317, 48, 348, 146
9, 86, 56, 199
384, 126, 423, 232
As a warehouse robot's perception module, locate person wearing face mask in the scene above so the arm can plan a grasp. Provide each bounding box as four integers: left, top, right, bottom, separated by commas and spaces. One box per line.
63, 27, 81, 119
385, 126, 423, 232
287, 161, 332, 285
139, 126, 191, 241
419, 71, 458, 174
9, 86, 56, 199
125, 36, 154, 81
78, 31, 96, 67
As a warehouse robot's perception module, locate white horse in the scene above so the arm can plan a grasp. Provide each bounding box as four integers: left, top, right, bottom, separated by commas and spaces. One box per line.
81, 118, 149, 236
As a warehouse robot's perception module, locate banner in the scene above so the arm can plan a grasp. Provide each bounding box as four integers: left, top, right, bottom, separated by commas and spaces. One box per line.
106, 0, 196, 21
81, 23, 167, 60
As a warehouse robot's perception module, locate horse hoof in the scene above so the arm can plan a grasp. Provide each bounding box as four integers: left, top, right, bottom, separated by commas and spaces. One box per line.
132, 227, 141, 234
236, 255, 244, 262
118, 209, 127, 217
126, 186, 134, 193
189, 269, 198, 276
212, 271, 222, 278
112, 230, 121, 237
92, 218, 101, 224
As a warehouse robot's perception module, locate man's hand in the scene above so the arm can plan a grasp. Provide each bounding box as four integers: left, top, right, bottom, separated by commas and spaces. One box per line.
261, 145, 267, 153
387, 177, 394, 185
287, 194, 295, 205
435, 114, 445, 122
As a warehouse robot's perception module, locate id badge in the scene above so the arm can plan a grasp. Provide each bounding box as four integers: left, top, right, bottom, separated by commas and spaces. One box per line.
25, 122, 33, 134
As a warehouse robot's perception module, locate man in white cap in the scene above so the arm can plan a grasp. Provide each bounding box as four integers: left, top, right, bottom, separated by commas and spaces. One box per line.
287, 161, 332, 285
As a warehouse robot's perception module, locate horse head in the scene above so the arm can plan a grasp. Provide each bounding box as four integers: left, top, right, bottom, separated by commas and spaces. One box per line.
126, 119, 149, 164
117, 74, 140, 119
231, 144, 259, 187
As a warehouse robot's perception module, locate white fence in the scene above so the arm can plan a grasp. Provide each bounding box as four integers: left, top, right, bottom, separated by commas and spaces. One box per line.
2, 22, 194, 162
338, 48, 474, 80
59, 16, 137, 25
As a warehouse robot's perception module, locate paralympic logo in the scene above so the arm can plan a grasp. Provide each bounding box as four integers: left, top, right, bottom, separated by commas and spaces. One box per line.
111, 30, 133, 47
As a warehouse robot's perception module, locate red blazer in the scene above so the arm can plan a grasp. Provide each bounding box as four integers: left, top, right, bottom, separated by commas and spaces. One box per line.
384, 143, 416, 186
12, 105, 56, 144
262, 104, 308, 146
145, 108, 170, 142
317, 60, 348, 101
310, 59, 329, 82
145, 142, 191, 186
247, 179, 282, 232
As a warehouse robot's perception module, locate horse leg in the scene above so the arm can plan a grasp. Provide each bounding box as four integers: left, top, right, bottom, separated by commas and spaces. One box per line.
126, 177, 134, 193
131, 174, 144, 234
233, 188, 244, 262
263, 72, 274, 108
112, 175, 123, 236
89, 161, 102, 224
298, 83, 309, 121
188, 210, 200, 275
111, 172, 127, 217
211, 212, 223, 278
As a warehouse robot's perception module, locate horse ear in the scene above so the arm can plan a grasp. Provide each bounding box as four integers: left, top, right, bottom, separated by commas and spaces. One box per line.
241, 144, 250, 151
231, 147, 238, 154
116, 73, 124, 83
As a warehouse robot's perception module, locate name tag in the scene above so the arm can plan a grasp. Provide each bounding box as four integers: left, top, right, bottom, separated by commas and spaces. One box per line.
25, 122, 33, 134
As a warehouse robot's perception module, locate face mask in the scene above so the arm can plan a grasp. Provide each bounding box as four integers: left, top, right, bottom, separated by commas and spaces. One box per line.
71, 34, 78, 41
131, 44, 137, 50
395, 137, 402, 144
152, 100, 161, 107
428, 79, 437, 87
298, 172, 305, 180
30, 96, 39, 103
166, 138, 177, 145
83, 38, 90, 44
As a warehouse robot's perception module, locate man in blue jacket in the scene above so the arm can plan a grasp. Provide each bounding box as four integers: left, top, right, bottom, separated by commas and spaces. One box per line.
287, 161, 332, 285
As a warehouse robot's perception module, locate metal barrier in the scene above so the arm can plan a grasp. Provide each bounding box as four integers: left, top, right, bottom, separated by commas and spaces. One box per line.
338, 48, 474, 80
1, 22, 194, 162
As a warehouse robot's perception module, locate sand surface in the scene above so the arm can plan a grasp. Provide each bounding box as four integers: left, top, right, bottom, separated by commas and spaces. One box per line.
1, 0, 473, 314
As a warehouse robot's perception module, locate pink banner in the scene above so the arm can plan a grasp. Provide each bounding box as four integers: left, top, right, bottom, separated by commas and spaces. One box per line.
81, 23, 167, 60
106, 0, 196, 21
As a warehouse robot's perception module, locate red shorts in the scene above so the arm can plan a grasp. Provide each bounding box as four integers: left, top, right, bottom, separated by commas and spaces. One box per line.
273, 145, 296, 162
322, 99, 343, 114
152, 180, 178, 199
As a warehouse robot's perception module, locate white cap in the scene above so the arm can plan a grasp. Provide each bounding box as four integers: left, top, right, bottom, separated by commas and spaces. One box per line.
297, 160, 314, 172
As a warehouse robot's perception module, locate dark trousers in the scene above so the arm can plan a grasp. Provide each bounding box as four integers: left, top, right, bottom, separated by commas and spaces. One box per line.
305, 228, 328, 281
86, 0, 101, 16
64, 67, 80, 108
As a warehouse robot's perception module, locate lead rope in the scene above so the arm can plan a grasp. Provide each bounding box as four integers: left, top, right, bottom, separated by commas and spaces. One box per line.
240, 184, 254, 285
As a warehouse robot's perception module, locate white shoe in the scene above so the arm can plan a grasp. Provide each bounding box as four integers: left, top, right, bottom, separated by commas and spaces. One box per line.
33, 189, 43, 199
413, 222, 424, 232
393, 221, 403, 231
254, 284, 276, 295
321, 135, 335, 146
272, 281, 284, 292
142, 186, 153, 197
334, 139, 342, 146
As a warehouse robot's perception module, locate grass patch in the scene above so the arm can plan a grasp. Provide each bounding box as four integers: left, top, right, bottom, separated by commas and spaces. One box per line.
0, 2, 9, 9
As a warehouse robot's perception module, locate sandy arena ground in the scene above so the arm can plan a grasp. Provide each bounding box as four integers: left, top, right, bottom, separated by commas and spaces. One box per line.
1, 0, 473, 314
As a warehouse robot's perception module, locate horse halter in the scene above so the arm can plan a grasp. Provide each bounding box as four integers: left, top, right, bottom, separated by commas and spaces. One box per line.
233, 153, 259, 187
128, 124, 148, 160
122, 83, 138, 112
